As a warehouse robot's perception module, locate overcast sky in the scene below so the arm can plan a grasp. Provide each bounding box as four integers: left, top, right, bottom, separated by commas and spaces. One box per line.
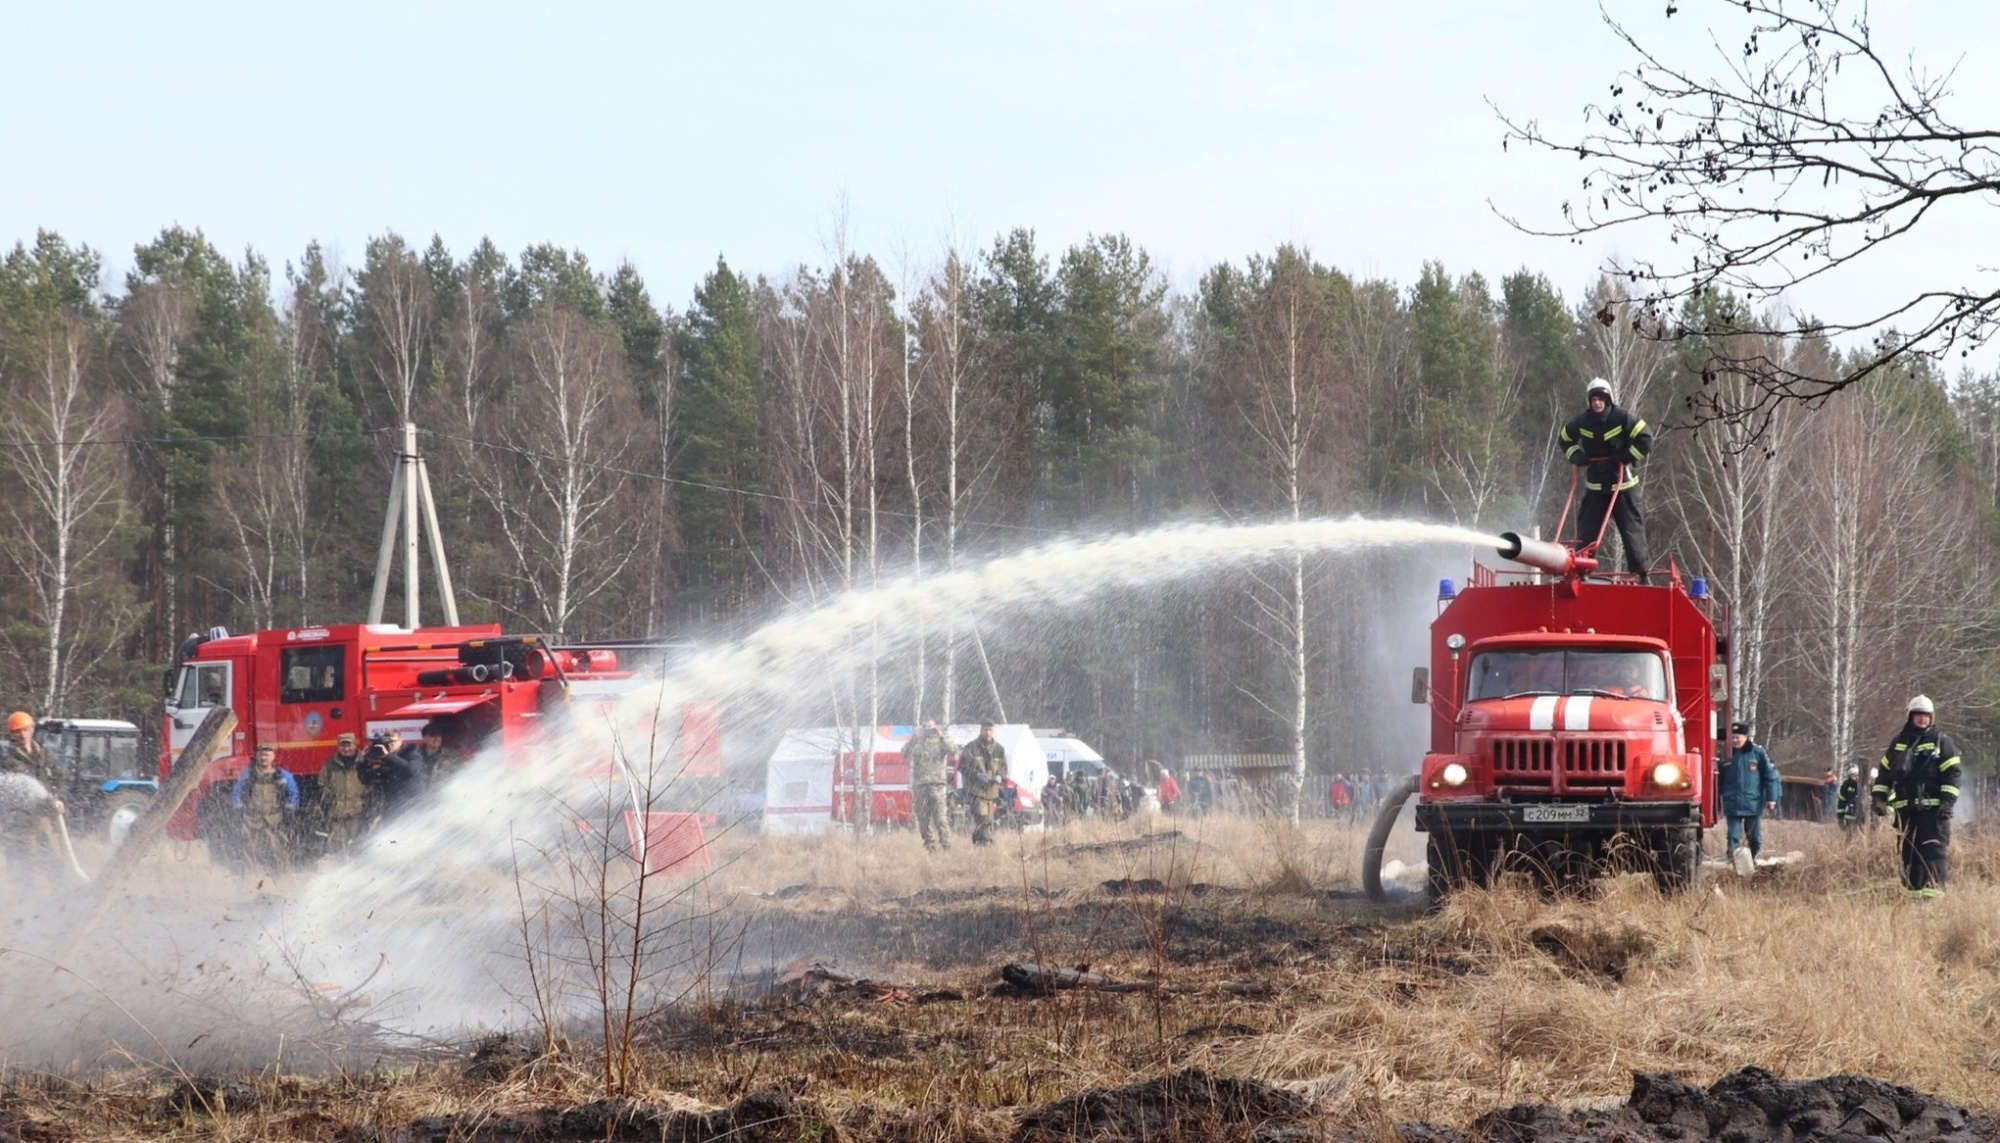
3, 0, 1994, 332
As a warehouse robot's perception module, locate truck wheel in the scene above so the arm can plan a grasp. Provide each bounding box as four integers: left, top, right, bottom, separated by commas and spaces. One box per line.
104, 791, 151, 847
1426, 830, 1490, 903
1654, 825, 1702, 893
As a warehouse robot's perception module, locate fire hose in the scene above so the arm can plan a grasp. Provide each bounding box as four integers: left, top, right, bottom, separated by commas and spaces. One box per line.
1360, 772, 1421, 903
51, 804, 89, 884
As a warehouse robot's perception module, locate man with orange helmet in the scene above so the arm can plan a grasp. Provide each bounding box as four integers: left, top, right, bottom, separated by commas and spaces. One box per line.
0, 710, 65, 882
1, 711, 60, 806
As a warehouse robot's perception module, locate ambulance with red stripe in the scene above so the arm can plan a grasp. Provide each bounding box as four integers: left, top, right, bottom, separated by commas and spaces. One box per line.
1411, 533, 1726, 894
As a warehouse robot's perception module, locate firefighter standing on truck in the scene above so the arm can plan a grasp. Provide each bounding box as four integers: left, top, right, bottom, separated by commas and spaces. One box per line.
959, 722, 1007, 846
230, 743, 300, 872
317, 732, 370, 855
1560, 377, 1653, 582
1873, 695, 1962, 899
905, 719, 954, 852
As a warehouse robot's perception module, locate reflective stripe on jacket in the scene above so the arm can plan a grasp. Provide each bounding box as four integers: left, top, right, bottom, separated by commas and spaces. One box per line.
1874, 721, 1962, 813
1560, 403, 1653, 490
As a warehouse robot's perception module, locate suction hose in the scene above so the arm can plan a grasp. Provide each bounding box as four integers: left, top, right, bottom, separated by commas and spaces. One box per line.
1361, 772, 1422, 903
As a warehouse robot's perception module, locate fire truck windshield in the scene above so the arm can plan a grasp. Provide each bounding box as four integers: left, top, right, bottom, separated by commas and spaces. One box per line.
1466, 648, 1667, 702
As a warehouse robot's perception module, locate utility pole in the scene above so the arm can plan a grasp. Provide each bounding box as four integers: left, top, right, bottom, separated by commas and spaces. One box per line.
368, 422, 461, 628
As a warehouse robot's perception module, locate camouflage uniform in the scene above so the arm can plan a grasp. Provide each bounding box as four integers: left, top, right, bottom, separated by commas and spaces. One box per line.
232, 763, 299, 872
959, 732, 1008, 846
904, 728, 954, 851
318, 749, 370, 854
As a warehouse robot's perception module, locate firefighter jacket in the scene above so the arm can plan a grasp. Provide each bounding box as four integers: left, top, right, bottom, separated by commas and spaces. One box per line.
1836, 777, 1859, 822
1873, 721, 1963, 815
1560, 403, 1653, 491
904, 731, 953, 787
1717, 741, 1782, 818
231, 765, 300, 826
960, 736, 1007, 802
320, 752, 369, 820
0, 738, 61, 791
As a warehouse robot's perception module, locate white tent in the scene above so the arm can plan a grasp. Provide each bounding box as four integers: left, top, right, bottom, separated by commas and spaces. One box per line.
761, 723, 1049, 836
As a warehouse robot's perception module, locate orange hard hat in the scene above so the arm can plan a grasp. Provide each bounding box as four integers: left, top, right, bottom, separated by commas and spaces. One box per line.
6, 711, 34, 732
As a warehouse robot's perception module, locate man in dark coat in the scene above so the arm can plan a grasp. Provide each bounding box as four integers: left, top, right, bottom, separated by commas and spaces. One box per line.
1560, 377, 1654, 581
1873, 695, 1963, 899
1718, 721, 1782, 875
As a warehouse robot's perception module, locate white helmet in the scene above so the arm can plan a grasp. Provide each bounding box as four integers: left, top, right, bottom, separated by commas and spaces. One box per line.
1908, 695, 1935, 715
1585, 377, 1613, 401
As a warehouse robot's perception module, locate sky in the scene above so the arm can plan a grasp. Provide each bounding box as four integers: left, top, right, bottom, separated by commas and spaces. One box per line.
2, 0, 1995, 334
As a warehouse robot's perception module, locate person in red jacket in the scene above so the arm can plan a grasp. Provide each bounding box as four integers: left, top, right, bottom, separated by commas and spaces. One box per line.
1329, 773, 1352, 818
1155, 766, 1181, 812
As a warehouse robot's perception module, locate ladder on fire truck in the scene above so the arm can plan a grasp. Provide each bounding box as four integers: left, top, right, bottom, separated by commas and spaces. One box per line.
368, 421, 460, 629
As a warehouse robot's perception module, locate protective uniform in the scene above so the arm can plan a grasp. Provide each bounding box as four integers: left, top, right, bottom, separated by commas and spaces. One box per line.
959, 731, 1007, 846
231, 761, 300, 871
1718, 731, 1782, 858
1873, 706, 1962, 898
318, 746, 370, 854
0, 732, 65, 882
1560, 380, 1654, 580
0, 736, 60, 790
904, 727, 954, 851
1835, 770, 1860, 828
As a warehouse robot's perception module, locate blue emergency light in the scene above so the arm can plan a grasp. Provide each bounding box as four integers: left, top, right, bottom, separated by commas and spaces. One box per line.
1690, 577, 1709, 600
1438, 578, 1456, 600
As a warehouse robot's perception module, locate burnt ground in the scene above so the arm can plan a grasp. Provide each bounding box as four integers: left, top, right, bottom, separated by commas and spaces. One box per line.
4, 868, 1996, 1141
221, 1065, 1996, 1142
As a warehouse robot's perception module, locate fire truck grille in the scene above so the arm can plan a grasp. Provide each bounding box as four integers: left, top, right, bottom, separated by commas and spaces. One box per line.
1489, 737, 1553, 781
1562, 738, 1628, 785
1485, 737, 1627, 788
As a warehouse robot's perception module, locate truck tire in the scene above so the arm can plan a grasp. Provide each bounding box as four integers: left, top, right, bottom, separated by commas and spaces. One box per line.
103, 791, 152, 847
1654, 824, 1702, 894
1361, 773, 1422, 903
1426, 829, 1493, 902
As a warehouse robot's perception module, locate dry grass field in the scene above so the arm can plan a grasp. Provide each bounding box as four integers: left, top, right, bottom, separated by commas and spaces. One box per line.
3, 809, 1998, 1141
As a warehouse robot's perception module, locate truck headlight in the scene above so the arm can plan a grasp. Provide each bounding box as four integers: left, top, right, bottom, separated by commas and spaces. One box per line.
1651, 761, 1683, 787
1441, 762, 1469, 787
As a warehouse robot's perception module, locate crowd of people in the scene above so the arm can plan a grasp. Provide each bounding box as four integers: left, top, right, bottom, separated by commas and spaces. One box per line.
219, 721, 468, 874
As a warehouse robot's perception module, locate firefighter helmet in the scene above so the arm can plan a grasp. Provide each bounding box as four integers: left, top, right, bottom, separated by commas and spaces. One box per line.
5, 711, 31, 732
1908, 695, 1935, 715
1585, 377, 1613, 401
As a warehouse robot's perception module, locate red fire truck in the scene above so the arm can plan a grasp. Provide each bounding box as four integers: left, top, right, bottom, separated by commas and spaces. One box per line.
162, 623, 715, 844
1404, 532, 1726, 895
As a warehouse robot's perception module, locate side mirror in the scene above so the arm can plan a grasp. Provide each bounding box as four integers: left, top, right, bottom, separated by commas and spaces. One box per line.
1411, 667, 1430, 705
1708, 662, 1728, 703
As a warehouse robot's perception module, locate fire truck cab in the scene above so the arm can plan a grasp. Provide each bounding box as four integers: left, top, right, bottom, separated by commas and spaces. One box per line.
162, 623, 676, 844
1411, 533, 1727, 895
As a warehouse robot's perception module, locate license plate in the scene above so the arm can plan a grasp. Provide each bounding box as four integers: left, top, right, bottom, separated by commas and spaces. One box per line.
1522, 804, 1592, 823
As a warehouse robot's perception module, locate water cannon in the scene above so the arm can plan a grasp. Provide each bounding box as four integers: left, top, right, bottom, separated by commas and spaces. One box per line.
1497, 532, 1596, 578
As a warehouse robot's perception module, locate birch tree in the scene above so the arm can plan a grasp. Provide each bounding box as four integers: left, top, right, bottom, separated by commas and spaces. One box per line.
477, 301, 642, 640
0, 234, 134, 714
1207, 246, 1343, 820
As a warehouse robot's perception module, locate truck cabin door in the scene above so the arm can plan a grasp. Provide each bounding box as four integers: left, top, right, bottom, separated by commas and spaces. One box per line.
278, 644, 348, 773
166, 661, 233, 764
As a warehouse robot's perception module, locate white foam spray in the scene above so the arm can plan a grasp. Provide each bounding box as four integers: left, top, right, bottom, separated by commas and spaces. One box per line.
177, 519, 1497, 1042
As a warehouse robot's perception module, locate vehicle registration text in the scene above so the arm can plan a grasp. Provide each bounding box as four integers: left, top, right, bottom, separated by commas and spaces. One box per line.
1522, 804, 1592, 823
